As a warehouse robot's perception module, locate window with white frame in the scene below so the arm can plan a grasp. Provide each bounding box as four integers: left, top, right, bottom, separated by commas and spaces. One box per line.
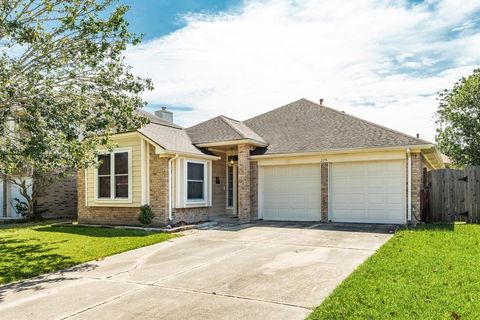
187, 161, 205, 201
97, 151, 130, 199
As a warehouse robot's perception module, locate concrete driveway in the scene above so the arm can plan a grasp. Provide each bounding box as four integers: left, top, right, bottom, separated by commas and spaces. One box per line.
0, 222, 393, 320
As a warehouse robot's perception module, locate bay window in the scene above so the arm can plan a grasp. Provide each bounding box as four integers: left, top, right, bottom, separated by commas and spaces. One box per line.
97, 149, 131, 200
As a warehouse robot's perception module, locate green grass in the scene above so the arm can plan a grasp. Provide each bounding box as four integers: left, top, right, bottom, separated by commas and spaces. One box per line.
0, 223, 177, 284
308, 224, 480, 320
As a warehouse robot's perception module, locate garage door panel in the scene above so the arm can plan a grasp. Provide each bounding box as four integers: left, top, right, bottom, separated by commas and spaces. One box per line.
331, 160, 405, 224
351, 193, 365, 203
367, 177, 384, 188
386, 193, 403, 204
261, 164, 321, 221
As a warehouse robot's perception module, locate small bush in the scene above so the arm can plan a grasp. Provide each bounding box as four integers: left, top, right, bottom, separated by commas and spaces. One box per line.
13, 199, 29, 218
138, 205, 154, 225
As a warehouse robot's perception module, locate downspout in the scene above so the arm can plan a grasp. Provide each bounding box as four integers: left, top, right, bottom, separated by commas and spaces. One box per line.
168, 154, 179, 223
407, 148, 412, 222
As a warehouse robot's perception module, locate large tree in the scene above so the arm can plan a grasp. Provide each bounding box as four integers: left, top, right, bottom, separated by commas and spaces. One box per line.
0, 0, 152, 218
436, 68, 480, 167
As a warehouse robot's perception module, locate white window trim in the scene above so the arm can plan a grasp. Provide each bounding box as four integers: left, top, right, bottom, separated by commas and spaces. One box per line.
94, 147, 133, 204
184, 159, 208, 206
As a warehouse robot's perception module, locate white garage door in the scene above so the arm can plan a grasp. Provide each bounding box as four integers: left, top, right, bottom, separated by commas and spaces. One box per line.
261, 164, 321, 221
330, 160, 405, 224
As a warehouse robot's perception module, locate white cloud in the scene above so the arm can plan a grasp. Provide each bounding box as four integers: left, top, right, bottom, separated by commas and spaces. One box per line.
126, 0, 480, 142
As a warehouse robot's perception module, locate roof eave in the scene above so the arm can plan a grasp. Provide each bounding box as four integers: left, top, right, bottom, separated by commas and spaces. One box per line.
250, 144, 436, 159
157, 150, 221, 160
195, 139, 268, 148
422, 146, 445, 170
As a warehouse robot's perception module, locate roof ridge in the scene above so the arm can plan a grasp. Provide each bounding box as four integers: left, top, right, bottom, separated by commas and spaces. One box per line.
186, 115, 230, 130
219, 115, 245, 139
302, 98, 432, 145
137, 109, 183, 129
245, 98, 309, 123
149, 121, 184, 130
220, 115, 242, 122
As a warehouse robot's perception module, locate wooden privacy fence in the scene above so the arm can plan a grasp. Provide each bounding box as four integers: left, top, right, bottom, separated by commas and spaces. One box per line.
426, 166, 480, 223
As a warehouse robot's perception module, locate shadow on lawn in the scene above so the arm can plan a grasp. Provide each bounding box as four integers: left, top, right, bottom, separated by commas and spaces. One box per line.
415, 222, 456, 231
0, 235, 97, 302
35, 225, 155, 238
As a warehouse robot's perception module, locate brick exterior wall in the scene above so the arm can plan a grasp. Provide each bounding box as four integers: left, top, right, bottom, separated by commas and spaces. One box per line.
77, 170, 142, 225
173, 207, 208, 224
77, 148, 210, 226
411, 152, 423, 223
237, 144, 251, 222
209, 152, 227, 216
321, 163, 329, 222
36, 172, 77, 219
149, 150, 169, 225
250, 161, 258, 220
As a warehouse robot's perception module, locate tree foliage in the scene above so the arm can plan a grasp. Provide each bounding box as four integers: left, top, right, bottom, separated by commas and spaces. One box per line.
0, 0, 152, 218
436, 69, 480, 167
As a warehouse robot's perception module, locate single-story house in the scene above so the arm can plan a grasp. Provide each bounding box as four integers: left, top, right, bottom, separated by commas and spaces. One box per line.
77, 98, 444, 226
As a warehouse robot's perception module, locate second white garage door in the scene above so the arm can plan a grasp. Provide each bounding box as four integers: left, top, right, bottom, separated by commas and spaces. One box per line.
261, 164, 321, 221
330, 160, 406, 224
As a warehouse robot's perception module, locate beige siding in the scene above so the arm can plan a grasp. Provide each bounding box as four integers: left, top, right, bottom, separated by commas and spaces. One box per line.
86, 134, 143, 207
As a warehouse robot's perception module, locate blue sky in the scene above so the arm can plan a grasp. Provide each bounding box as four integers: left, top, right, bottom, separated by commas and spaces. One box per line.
121, 0, 480, 141
122, 0, 242, 39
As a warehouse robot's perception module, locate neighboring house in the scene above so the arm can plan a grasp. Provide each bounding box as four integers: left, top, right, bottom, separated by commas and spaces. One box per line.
77, 99, 444, 226
0, 177, 32, 219
1, 114, 77, 220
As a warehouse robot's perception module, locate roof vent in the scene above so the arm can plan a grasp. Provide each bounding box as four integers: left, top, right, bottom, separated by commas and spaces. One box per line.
319, 98, 324, 105
155, 106, 173, 123
416, 133, 420, 138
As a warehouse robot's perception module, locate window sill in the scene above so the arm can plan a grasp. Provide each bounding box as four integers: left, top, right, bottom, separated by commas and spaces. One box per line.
94, 198, 133, 205
184, 200, 209, 208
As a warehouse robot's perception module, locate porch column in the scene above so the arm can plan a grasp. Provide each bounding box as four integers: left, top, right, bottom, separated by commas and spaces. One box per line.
237, 143, 251, 222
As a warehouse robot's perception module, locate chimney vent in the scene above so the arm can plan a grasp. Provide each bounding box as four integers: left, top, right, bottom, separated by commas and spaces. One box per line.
416, 133, 420, 138
319, 98, 324, 105
155, 106, 173, 123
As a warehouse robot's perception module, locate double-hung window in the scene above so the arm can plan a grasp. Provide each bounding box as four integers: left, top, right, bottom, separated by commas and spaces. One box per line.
97, 150, 130, 200
187, 162, 205, 201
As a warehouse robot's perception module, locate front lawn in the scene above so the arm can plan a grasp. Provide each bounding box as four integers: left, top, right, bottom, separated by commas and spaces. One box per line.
0, 223, 177, 284
308, 224, 480, 320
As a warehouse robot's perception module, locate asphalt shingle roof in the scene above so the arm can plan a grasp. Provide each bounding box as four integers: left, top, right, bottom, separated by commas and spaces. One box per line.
185, 115, 267, 145
136, 111, 209, 156
137, 99, 431, 157
244, 98, 431, 155
137, 109, 182, 129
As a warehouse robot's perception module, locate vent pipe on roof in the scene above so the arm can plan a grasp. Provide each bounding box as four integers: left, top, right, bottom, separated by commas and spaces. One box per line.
319, 98, 324, 105
155, 106, 174, 123
416, 133, 420, 138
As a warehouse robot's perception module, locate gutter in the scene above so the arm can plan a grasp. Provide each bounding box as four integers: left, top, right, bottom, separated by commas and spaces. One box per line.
168, 154, 179, 223
250, 144, 435, 159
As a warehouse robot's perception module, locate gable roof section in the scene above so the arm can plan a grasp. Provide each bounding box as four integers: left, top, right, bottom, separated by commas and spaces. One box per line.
186, 115, 267, 146
244, 98, 432, 155
136, 111, 214, 157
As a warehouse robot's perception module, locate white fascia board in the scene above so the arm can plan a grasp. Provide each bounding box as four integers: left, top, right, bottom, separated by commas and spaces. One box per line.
250, 144, 435, 160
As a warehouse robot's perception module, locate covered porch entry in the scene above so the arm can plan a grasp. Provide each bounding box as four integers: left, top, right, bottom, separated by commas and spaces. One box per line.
199, 142, 257, 222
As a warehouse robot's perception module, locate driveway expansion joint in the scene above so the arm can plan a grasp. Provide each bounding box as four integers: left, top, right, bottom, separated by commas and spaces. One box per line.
154, 284, 313, 311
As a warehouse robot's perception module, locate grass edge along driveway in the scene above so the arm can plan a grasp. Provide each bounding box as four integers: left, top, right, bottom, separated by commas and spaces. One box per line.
308, 223, 480, 320
0, 223, 177, 285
